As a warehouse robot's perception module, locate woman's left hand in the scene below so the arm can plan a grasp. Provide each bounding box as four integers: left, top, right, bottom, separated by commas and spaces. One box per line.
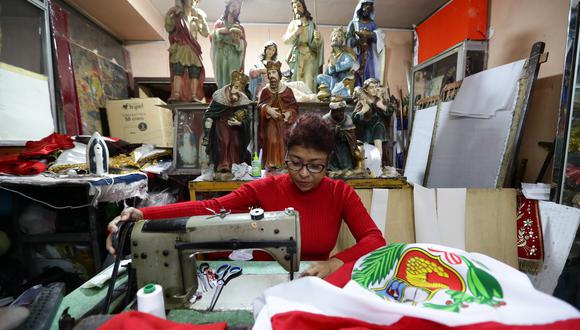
301, 257, 344, 278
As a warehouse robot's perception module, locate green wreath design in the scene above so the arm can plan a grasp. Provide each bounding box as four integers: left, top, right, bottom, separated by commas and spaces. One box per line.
352, 243, 407, 289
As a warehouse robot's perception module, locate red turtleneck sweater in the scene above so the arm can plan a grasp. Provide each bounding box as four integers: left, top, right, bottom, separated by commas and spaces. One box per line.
140, 174, 386, 262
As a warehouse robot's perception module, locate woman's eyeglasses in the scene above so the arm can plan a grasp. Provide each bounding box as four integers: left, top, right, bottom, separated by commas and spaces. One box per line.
285, 160, 326, 173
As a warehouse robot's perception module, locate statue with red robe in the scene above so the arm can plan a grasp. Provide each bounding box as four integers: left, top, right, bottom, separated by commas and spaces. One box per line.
165, 0, 208, 102
258, 61, 299, 170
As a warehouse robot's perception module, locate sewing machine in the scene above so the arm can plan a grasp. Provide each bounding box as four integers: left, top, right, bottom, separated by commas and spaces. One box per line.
131, 208, 301, 309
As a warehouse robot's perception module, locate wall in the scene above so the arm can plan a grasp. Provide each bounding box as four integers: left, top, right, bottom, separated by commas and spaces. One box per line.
126, 24, 413, 94
487, 0, 569, 183
416, 0, 488, 63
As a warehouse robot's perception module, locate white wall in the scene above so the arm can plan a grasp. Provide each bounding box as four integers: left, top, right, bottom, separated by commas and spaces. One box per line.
488, 0, 569, 183
125, 22, 413, 94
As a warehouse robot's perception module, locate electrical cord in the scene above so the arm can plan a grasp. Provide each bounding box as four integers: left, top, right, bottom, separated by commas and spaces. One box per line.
102, 221, 134, 314
0, 184, 93, 210
0, 175, 119, 210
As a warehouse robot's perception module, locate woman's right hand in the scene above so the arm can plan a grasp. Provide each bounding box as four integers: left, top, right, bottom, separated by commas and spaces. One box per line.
105, 207, 144, 256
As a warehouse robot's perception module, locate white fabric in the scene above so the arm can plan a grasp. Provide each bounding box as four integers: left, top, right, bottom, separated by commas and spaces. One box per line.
285, 81, 317, 103
436, 188, 467, 250
363, 143, 382, 177
253, 246, 580, 329
426, 89, 517, 188
521, 182, 551, 201
81, 260, 131, 288
231, 162, 253, 180
53, 142, 87, 165
449, 59, 525, 118
413, 184, 440, 244
527, 202, 580, 294
88, 174, 148, 203
0, 62, 55, 142
370, 189, 388, 234
413, 185, 467, 249
373, 29, 386, 81
404, 105, 437, 185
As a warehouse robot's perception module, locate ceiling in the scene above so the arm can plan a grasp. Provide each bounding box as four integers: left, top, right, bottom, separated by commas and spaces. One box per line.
150, 0, 450, 29
63, 0, 449, 42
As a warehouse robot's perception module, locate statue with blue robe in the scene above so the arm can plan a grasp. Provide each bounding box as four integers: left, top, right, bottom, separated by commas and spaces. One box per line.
317, 27, 359, 98
347, 0, 385, 87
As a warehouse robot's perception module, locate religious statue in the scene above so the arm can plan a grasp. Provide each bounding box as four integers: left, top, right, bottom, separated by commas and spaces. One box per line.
176, 111, 197, 168
249, 41, 278, 100
165, 0, 209, 103
322, 97, 359, 173
317, 27, 359, 98
202, 71, 252, 173
352, 78, 395, 166
347, 0, 385, 87
282, 0, 324, 93
210, 0, 246, 89
258, 61, 299, 170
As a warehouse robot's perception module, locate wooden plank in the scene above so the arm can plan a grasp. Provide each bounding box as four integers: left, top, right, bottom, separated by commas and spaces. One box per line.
189, 181, 247, 201
188, 178, 409, 201
332, 189, 372, 254
386, 188, 415, 244
345, 178, 409, 189
332, 188, 416, 254
465, 189, 518, 268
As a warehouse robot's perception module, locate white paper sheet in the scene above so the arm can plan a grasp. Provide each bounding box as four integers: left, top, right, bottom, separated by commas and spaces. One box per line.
413, 184, 440, 244
426, 93, 516, 188
527, 201, 580, 294
449, 59, 525, 118
404, 105, 437, 185
521, 182, 551, 200
436, 188, 467, 250
370, 189, 388, 234
0, 62, 54, 142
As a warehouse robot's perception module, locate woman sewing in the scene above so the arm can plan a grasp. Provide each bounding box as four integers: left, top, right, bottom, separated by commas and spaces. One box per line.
106, 114, 386, 279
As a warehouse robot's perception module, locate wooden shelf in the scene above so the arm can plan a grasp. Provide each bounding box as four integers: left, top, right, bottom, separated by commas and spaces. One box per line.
189, 177, 409, 201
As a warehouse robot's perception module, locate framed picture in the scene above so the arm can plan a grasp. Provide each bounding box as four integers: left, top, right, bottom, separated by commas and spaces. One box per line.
170, 103, 207, 175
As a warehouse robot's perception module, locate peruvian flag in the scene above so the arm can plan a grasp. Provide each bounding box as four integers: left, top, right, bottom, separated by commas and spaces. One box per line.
253, 243, 580, 329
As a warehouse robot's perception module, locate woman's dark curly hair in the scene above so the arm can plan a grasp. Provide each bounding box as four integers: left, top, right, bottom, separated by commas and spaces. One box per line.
286, 114, 335, 156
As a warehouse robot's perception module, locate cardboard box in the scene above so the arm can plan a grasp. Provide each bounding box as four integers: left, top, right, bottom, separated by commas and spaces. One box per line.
106, 98, 173, 148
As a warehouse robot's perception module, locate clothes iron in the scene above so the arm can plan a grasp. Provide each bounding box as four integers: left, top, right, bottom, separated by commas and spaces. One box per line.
86, 132, 109, 176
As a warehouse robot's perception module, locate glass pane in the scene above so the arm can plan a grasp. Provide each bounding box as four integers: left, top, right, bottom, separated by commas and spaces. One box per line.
0, 0, 46, 75
413, 52, 458, 106
466, 50, 485, 77
562, 74, 580, 205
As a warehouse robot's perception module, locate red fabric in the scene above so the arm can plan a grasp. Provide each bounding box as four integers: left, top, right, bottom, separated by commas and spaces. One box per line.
49, 2, 82, 135
271, 311, 580, 330
20, 133, 74, 159
324, 260, 357, 288
0, 154, 47, 175
516, 196, 544, 266
141, 174, 386, 263
99, 311, 226, 330
416, 0, 488, 63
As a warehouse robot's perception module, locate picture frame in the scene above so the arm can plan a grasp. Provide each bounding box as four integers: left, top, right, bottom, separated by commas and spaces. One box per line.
169, 103, 208, 175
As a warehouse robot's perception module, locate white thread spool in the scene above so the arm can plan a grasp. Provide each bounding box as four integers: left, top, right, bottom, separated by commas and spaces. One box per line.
137, 283, 166, 319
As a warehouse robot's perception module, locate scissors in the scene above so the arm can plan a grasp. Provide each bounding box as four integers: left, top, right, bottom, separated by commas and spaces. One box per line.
207, 264, 242, 311
197, 262, 211, 292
